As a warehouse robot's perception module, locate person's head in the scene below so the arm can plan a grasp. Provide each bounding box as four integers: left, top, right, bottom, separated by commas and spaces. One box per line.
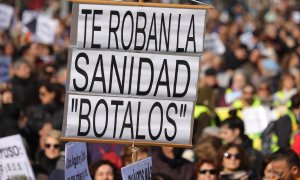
218, 143, 249, 173
257, 80, 272, 101
269, 148, 300, 180
204, 68, 217, 87
231, 71, 247, 90
220, 115, 244, 144
262, 155, 273, 180
280, 73, 296, 91
90, 160, 117, 180
197, 159, 219, 180
241, 84, 255, 104
38, 82, 62, 105
44, 130, 61, 159
13, 60, 31, 79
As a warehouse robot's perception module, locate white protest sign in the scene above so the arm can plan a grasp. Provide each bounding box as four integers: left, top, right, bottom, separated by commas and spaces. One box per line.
204, 32, 225, 55
0, 4, 13, 29
65, 142, 91, 180
242, 106, 270, 134
22, 10, 38, 34
64, 93, 193, 144
62, 1, 208, 147
69, 49, 199, 101
0, 56, 11, 83
75, 4, 206, 53
36, 15, 58, 44
121, 157, 152, 180
0, 134, 35, 180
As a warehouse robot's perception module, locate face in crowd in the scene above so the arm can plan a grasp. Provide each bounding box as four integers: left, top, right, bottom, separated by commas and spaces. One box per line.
222, 146, 242, 172
94, 164, 114, 180
44, 135, 60, 159
220, 124, 240, 144
197, 161, 218, 180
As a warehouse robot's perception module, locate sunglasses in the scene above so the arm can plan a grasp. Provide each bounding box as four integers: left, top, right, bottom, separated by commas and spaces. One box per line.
199, 169, 218, 175
45, 143, 60, 149
223, 152, 242, 160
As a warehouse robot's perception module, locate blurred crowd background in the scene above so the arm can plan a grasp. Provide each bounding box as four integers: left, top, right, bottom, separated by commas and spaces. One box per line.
0, 0, 300, 179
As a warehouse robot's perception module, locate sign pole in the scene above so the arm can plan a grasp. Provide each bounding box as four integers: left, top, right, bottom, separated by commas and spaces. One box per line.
132, 142, 139, 163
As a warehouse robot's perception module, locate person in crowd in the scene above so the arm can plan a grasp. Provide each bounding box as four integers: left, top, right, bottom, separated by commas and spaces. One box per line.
291, 93, 300, 156
0, 88, 20, 137
89, 160, 120, 180
261, 155, 273, 180
151, 147, 195, 180
225, 71, 248, 105
11, 60, 39, 109
196, 159, 219, 180
22, 82, 64, 157
220, 114, 263, 178
256, 80, 273, 107
273, 73, 298, 107
35, 130, 61, 175
232, 84, 261, 109
218, 143, 249, 180
268, 148, 300, 180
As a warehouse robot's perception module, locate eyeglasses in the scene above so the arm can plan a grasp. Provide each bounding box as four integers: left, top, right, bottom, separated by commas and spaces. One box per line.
45, 143, 60, 149
223, 152, 241, 160
199, 169, 218, 175
39, 92, 46, 97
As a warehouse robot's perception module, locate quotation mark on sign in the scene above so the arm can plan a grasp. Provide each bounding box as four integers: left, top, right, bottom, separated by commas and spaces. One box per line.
180, 104, 187, 117
71, 98, 78, 112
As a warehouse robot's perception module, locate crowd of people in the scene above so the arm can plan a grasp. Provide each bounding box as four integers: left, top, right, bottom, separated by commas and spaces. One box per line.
0, 0, 300, 179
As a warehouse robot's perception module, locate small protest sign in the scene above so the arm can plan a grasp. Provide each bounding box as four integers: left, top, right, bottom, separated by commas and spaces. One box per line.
121, 157, 152, 180
0, 4, 14, 29
0, 134, 35, 180
65, 142, 92, 180
242, 106, 270, 134
0, 56, 11, 83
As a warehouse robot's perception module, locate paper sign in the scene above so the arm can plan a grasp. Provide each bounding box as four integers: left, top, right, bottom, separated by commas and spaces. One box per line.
0, 134, 35, 180
64, 93, 193, 144
242, 106, 270, 134
121, 157, 152, 180
65, 142, 91, 180
0, 4, 13, 29
36, 15, 58, 44
0, 56, 11, 83
69, 49, 199, 101
62, 2, 207, 147
75, 4, 206, 53
204, 32, 225, 54
22, 11, 58, 44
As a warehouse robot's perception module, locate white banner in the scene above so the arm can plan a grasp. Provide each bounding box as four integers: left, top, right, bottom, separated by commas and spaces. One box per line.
0, 4, 13, 29
75, 4, 206, 53
64, 93, 193, 145
36, 15, 58, 44
69, 49, 199, 101
242, 106, 270, 134
121, 157, 152, 180
0, 134, 35, 180
65, 142, 91, 180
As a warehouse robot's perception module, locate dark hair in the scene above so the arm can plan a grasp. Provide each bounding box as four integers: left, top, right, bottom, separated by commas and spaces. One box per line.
39, 82, 64, 104
218, 143, 249, 172
196, 159, 219, 178
291, 93, 300, 110
89, 160, 118, 180
270, 148, 300, 169
221, 112, 245, 136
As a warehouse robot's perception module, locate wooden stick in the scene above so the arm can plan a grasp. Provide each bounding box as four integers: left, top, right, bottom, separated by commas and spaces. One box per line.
60, 137, 193, 148
69, 0, 213, 9
132, 142, 138, 163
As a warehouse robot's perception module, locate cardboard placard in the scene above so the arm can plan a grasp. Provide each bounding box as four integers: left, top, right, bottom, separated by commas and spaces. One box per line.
0, 134, 35, 180
121, 157, 152, 180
